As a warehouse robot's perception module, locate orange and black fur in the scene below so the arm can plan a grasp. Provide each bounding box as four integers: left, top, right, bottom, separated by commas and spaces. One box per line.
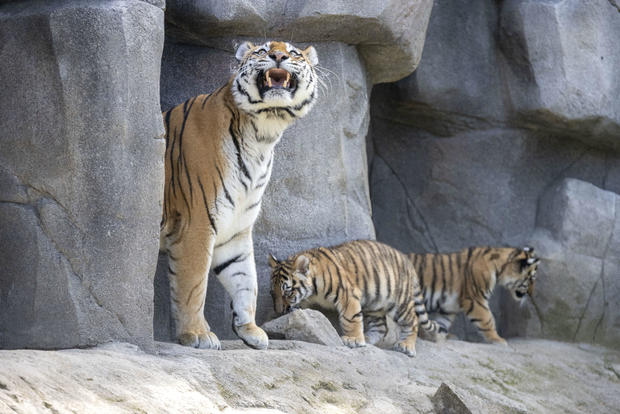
160, 41, 319, 350
408, 246, 539, 345
269, 240, 439, 357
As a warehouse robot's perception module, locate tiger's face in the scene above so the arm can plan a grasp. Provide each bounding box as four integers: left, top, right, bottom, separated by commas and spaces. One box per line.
268, 254, 313, 314
500, 247, 540, 302
233, 41, 319, 119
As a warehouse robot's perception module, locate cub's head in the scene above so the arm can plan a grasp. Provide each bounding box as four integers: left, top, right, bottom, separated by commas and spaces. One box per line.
268, 253, 314, 314
233, 41, 319, 119
499, 246, 540, 302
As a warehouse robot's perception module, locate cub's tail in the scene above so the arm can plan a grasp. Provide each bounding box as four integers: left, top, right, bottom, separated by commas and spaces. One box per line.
412, 281, 441, 341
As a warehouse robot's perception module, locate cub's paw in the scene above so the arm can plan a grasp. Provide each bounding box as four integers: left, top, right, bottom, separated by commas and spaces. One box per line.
235, 323, 269, 350
178, 331, 221, 350
489, 337, 508, 347
419, 329, 447, 343
393, 341, 416, 357
342, 336, 366, 348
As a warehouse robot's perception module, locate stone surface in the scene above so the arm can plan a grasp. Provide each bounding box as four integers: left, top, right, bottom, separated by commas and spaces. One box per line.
373, 0, 620, 149
155, 40, 375, 342
163, 0, 434, 84
372, 0, 507, 135
1, 339, 619, 413
261, 309, 343, 346
0, 1, 165, 349
527, 179, 620, 347
499, 0, 620, 150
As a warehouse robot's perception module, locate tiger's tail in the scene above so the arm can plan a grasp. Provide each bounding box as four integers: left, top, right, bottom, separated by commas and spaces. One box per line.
412, 282, 440, 340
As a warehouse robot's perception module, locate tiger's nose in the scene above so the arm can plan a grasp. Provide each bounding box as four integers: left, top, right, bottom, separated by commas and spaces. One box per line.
269, 52, 288, 63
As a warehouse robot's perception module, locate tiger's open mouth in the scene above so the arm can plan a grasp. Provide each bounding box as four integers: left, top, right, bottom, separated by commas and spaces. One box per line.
258, 68, 298, 94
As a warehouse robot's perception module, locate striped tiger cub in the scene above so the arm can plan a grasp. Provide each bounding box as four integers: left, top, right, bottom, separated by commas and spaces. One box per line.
269, 240, 439, 357
408, 246, 540, 345
160, 41, 319, 350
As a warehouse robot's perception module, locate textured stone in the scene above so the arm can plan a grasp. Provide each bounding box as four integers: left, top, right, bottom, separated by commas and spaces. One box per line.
261, 309, 343, 346
431, 383, 473, 414
374, 0, 620, 150
155, 40, 375, 341
1, 339, 618, 413
499, 0, 620, 150
372, 0, 506, 136
163, 0, 434, 84
528, 179, 620, 347
537, 179, 616, 258
0, 1, 165, 349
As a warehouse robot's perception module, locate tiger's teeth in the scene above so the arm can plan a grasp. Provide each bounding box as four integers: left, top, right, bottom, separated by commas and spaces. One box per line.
267, 74, 272, 88
283, 72, 290, 88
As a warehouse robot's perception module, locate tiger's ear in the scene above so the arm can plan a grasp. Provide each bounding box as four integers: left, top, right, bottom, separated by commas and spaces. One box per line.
523, 246, 535, 255
526, 257, 540, 266
303, 46, 318, 66
268, 254, 279, 269
294, 255, 310, 276
235, 41, 254, 61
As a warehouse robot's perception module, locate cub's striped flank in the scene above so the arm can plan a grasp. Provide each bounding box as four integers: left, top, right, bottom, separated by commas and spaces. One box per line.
270, 240, 439, 357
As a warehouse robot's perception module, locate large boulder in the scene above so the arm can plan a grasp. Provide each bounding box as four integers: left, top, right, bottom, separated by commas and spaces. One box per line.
261, 309, 343, 346
372, 0, 507, 135
163, 0, 434, 84
525, 179, 620, 347
0, 1, 165, 349
155, 40, 375, 341
499, 0, 620, 150
375, 0, 620, 150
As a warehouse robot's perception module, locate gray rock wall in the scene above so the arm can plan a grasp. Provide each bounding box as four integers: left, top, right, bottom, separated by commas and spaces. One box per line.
370, 0, 620, 347
0, 0, 165, 349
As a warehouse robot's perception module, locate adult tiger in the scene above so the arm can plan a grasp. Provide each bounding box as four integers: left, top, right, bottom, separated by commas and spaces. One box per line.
160, 41, 319, 350
269, 240, 439, 357
408, 246, 540, 345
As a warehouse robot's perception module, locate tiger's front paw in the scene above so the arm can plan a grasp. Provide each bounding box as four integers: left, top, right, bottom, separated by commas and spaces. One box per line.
235, 323, 269, 350
393, 341, 416, 357
342, 335, 366, 348
178, 330, 221, 350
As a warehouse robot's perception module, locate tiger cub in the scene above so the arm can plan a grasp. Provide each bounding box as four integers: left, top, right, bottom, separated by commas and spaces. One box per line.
160, 41, 319, 350
408, 246, 539, 345
269, 240, 439, 357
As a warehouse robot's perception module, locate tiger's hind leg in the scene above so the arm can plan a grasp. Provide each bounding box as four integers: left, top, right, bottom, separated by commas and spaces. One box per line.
212, 230, 268, 350
165, 222, 220, 350
392, 301, 418, 357
364, 312, 388, 345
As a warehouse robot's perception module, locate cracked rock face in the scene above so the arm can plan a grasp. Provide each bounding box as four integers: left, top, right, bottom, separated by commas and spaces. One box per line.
369, 0, 620, 347
528, 179, 620, 347
0, 1, 165, 349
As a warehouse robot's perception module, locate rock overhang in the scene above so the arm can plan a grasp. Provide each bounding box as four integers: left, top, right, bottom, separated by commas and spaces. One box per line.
163, 0, 434, 84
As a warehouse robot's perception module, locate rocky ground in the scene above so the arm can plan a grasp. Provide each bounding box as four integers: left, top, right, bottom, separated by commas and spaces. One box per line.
1, 338, 619, 414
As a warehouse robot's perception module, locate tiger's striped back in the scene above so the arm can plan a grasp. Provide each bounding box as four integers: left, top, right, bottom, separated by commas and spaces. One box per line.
408, 246, 540, 345
270, 240, 438, 357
